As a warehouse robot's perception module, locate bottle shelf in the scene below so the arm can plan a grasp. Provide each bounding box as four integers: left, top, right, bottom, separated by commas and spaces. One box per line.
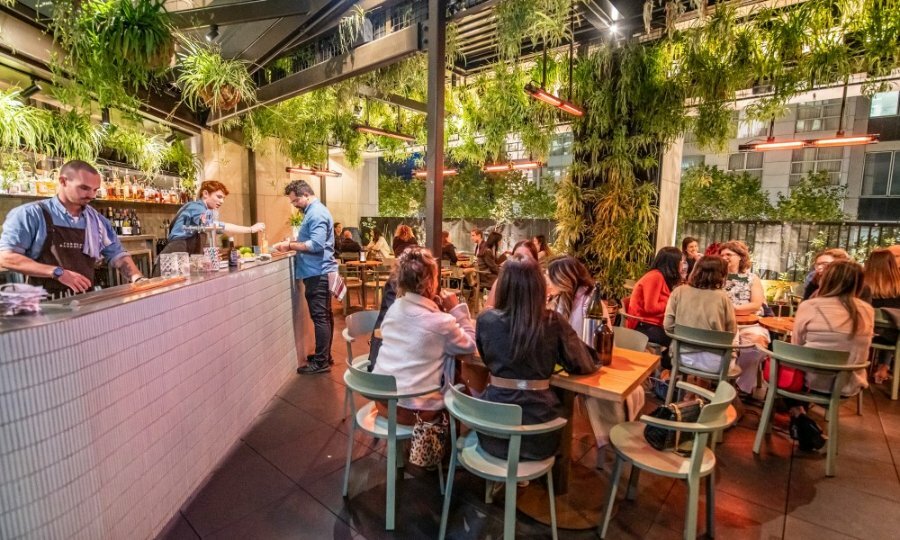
0, 193, 183, 209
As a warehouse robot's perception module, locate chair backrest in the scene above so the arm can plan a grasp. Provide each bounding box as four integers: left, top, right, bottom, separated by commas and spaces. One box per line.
340, 252, 360, 262
346, 310, 380, 339
344, 362, 399, 399
613, 326, 649, 352
444, 384, 523, 438
770, 340, 852, 375
696, 382, 737, 426
618, 296, 630, 327
669, 324, 736, 381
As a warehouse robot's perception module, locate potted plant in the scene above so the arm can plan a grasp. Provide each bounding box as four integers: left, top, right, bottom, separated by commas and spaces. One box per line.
0, 88, 50, 153
289, 211, 304, 239
176, 39, 256, 113
94, 0, 175, 72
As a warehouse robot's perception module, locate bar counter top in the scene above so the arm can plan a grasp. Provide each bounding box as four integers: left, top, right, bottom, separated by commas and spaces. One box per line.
0, 253, 293, 334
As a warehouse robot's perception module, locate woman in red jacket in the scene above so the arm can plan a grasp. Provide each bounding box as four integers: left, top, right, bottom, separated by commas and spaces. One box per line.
628, 246, 683, 368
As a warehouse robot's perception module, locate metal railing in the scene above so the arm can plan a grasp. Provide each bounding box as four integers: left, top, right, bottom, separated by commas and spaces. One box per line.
681, 220, 900, 281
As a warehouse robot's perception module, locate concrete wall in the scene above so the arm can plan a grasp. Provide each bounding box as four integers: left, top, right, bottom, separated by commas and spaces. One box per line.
198, 132, 253, 247
323, 155, 379, 230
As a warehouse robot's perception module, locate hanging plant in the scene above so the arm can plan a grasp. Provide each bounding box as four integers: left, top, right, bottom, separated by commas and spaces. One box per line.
162, 140, 200, 190
47, 110, 104, 162
176, 39, 256, 113
102, 124, 169, 177
0, 88, 51, 152
94, 0, 175, 73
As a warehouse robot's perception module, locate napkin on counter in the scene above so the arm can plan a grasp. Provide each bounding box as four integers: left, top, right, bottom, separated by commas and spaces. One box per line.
0, 283, 49, 316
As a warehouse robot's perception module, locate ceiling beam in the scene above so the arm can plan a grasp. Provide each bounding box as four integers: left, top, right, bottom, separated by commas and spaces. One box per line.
357, 84, 427, 113
209, 23, 421, 126
168, 0, 313, 29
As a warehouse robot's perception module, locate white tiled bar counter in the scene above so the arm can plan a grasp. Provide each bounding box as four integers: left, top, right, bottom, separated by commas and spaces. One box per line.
0, 256, 300, 539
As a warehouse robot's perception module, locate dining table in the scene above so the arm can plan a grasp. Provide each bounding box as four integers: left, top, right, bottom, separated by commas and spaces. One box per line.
759, 316, 795, 338
457, 346, 660, 530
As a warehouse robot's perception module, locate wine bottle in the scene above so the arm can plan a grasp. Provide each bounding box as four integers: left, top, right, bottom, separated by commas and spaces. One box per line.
228, 237, 239, 267
121, 211, 132, 236
594, 317, 614, 366
133, 211, 142, 235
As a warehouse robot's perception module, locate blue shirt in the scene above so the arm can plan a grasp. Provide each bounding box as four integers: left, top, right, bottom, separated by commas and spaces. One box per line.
295, 198, 338, 279
169, 200, 218, 240
0, 197, 127, 262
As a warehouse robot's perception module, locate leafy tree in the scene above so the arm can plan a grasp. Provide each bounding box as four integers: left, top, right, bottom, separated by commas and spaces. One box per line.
443, 164, 495, 219
678, 165, 774, 225
772, 171, 846, 222
377, 174, 425, 217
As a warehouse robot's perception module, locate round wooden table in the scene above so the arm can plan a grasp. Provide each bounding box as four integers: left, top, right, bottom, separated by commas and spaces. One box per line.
759, 316, 794, 336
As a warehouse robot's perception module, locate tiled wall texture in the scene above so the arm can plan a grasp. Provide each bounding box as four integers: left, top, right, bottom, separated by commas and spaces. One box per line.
0, 258, 299, 539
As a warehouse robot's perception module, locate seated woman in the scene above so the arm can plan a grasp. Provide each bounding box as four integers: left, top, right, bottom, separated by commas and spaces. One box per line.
533, 235, 552, 262
371, 247, 476, 425
627, 246, 682, 368
441, 230, 458, 264
484, 239, 538, 309
547, 256, 644, 452
863, 248, 900, 383
392, 224, 419, 256
681, 236, 701, 280
803, 248, 850, 300
476, 255, 599, 460
476, 231, 503, 287
720, 240, 769, 393
366, 229, 392, 260
664, 256, 737, 373
790, 261, 873, 424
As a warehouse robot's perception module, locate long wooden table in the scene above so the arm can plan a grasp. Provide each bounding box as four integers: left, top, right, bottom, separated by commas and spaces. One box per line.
468, 347, 659, 530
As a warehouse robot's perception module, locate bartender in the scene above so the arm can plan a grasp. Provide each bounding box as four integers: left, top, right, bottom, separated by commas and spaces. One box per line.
161, 180, 265, 255
0, 160, 146, 296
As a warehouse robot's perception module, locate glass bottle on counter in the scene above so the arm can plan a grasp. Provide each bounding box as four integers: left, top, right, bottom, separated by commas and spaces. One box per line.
132, 211, 142, 235
121, 211, 132, 236
228, 237, 239, 267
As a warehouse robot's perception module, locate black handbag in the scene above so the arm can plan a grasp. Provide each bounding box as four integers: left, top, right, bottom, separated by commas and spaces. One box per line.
643, 398, 704, 454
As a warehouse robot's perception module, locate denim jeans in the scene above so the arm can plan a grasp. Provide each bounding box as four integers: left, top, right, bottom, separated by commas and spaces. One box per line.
303, 274, 334, 365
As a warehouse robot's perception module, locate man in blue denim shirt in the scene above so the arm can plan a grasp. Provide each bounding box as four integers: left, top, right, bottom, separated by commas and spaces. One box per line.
273, 180, 338, 374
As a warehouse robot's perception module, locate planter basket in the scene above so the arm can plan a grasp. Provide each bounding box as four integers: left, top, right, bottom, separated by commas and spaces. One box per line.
200, 84, 241, 111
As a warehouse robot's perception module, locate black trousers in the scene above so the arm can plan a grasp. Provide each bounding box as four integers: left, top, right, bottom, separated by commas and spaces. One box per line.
636, 322, 672, 370
303, 274, 334, 365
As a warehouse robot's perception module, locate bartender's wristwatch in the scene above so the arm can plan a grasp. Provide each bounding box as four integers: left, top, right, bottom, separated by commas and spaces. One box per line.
52, 266, 64, 280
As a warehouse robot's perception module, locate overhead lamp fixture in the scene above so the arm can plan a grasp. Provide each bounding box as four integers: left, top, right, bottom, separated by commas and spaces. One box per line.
20, 80, 42, 98
608, 23, 618, 35
414, 168, 458, 178
286, 165, 316, 174
524, 2, 585, 118
738, 138, 805, 151
165, 132, 178, 143
314, 168, 342, 178
101, 108, 111, 127
482, 160, 543, 173
206, 24, 219, 43
353, 124, 416, 143
810, 133, 878, 147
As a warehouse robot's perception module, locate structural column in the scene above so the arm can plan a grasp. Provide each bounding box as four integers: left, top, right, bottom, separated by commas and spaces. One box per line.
424, 0, 446, 261
656, 136, 684, 250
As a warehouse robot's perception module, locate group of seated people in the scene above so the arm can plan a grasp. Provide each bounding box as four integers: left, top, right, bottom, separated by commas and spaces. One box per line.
629, 238, 900, 442
369, 241, 603, 462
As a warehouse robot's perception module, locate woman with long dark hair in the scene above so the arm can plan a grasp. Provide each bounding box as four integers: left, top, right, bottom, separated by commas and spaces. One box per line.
627, 246, 683, 367
366, 228, 392, 260
477, 230, 503, 287
681, 236, 700, 279
476, 255, 599, 460
533, 234, 552, 262
863, 249, 900, 383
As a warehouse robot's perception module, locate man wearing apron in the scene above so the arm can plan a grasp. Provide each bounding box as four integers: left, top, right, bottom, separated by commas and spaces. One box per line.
0, 160, 145, 297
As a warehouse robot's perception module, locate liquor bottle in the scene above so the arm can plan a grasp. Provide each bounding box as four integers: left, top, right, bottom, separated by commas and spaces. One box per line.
122, 176, 132, 201
121, 211, 132, 236
228, 237, 239, 267
114, 210, 123, 235
98, 175, 107, 199
133, 211, 142, 235
594, 317, 614, 367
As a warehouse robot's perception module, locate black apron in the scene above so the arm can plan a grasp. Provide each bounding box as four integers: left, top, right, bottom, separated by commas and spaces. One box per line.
28, 206, 97, 297
158, 203, 203, 256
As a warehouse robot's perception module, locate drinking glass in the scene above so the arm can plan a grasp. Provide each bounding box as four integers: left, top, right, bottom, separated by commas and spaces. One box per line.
159, 253, 179, 278
173, 252, 190, 277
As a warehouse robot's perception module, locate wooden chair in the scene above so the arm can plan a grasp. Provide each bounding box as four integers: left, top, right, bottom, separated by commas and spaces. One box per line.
338, 264, 363, 315
339, 251, 360, 262
752, 341, 868, 477
599, 382, 737, 540
342, 362, 444, 531
871, 308, 900, 401
438, 384, 566, 540
364, 264, 391, 307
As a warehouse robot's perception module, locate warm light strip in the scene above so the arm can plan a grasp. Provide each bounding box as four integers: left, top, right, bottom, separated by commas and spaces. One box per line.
314, 169, 342, 177
738, 140, 805, 151
482, 161, 543, 173
353, 124, 416, 142
414, 168, 458, 178
811, 135, 878, 147
524, 82, 584, 117
286, 166, 316, 174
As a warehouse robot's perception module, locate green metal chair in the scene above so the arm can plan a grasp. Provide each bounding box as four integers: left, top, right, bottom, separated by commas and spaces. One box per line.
599, 381, 737, 540
342, 309, 380, 368
665, 324, 749, 405
753, 341, 868, 477
613, 326, 650, 352
872, 308, 900, 401
438, 384, 566, 540
342, 361, 444, 531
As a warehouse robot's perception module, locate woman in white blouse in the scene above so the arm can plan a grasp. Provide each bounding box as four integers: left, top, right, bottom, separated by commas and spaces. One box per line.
365, 229, 392, 260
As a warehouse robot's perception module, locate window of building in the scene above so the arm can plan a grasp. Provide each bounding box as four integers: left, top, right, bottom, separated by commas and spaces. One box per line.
870, 91, 899, 118
727, 151, 764, 180
681, 155, 705, 170
549, 132, 573, 156
733, 110, 769, 139
789, 147, 843, 185
862, 151, 900, 197
795, 99, 843, 133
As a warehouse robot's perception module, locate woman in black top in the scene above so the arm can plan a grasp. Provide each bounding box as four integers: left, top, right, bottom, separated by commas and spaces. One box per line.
475, 254, 600, 460
863, 248, 900, 383
392, 224, 418, 256
477, 231, 502, 287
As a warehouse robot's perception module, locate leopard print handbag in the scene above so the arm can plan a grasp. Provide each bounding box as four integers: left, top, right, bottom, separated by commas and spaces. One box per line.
408, 413, 448, 468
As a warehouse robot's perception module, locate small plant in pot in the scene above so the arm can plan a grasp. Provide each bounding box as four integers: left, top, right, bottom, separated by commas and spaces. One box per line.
176, 39, 256, 113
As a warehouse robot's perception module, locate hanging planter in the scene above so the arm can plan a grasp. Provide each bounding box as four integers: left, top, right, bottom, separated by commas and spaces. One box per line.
176, 39, 256, 113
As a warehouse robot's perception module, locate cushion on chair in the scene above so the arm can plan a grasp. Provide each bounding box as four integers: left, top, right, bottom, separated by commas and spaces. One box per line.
610, 422, 716, 478
455, 431, 555, 483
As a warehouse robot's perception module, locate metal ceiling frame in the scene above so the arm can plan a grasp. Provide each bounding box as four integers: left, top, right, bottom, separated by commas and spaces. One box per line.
168, 0, 314, 29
